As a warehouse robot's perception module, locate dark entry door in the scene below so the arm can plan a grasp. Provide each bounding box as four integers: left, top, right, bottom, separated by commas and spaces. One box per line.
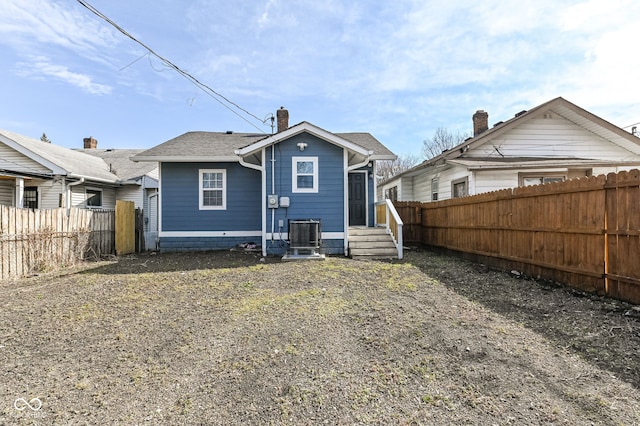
348, 173, 366, 226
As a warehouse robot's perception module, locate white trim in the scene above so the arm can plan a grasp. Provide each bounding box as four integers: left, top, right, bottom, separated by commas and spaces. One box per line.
261, 149, 267, 256
235, 122, 371, 157
15, 177, 24, 208
292, 156, 318, 193
85, 186, 103, 208
158, 166, 163, 233
266, 232, 345, 240
199, 169, 226, 210
343, 150, 349, 254
160, 231, 262, 238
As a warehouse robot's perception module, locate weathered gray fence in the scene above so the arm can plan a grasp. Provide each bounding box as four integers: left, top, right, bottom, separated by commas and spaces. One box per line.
0, 206, 115, 280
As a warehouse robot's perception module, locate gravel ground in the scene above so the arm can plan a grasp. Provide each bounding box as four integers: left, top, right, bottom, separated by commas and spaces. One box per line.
1, 248, 640, 425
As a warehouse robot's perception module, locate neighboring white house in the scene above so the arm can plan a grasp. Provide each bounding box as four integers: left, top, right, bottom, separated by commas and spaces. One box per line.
0, 129, 160, 248
380, 97, 640, 202
0, 130, 124, 209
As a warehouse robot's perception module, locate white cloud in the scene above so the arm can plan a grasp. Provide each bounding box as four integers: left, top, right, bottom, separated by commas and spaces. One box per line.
0, 0, 120, 62
16, 56, 112, 95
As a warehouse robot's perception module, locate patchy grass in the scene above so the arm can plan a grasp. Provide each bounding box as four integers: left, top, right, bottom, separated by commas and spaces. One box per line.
1, 250, 640, 424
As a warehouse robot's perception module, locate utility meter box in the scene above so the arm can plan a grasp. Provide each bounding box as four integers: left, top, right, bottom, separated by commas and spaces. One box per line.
280, 196, 290, 208
268, 194, 279, 208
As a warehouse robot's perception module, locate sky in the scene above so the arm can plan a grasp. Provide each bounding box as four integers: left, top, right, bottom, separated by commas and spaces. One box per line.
0, 0, 639, 158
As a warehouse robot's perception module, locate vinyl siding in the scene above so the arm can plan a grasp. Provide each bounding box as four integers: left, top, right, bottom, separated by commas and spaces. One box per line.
0, 143, 52, 174
117, 186, 143, 208
0, 181, 13, 206
36, 179, 64, 209
266, 134, 345, 233
161, 162, 261, 232
469, 116, 639, 160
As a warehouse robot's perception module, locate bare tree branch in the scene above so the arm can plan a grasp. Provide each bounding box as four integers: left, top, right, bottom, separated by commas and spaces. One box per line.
422, 127, 469, 160
377, 153, 421, 183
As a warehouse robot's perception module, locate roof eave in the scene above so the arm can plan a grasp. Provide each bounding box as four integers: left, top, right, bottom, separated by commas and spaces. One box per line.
132, 156, 241, 163
236, 122, 371, 157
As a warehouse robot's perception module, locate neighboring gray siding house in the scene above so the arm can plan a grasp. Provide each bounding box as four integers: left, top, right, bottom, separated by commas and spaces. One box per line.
0, 129, 160, 249
78, 146, 160, 249
133, 108, 396, 256
380, 97, 640, 202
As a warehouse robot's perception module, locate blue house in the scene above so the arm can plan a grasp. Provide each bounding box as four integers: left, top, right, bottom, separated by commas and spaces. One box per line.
133, 108, 396, 257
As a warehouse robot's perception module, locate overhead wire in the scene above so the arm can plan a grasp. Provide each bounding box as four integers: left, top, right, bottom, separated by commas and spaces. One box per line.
76, 0, 269, 134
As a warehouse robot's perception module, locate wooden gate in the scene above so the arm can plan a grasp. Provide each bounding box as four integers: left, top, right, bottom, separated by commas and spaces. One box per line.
115, 200, 135, 255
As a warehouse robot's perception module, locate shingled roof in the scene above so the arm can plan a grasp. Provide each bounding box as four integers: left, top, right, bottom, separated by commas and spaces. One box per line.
0, 129, 120, 182
133, 128, 395, 163
78, 149, 158, 181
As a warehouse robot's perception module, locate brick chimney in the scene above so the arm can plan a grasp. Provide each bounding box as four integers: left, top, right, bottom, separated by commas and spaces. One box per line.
83, 136, 98, 149
472, 110, 489, 137
276, 106, 289, 133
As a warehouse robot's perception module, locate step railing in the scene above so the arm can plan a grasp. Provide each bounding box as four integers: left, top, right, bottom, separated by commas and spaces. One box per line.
375, 199, 404, 259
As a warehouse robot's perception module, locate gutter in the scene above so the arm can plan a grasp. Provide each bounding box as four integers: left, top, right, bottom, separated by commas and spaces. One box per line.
67, 173, 120, 185
347, 151, 374, 171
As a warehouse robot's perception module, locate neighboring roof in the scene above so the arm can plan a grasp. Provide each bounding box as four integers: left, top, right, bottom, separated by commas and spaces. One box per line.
78, 149, 158, 181
0, 129, 120, 183
335, 132, 396, 160
132, 122, 396, 162
383, 96, 640, 182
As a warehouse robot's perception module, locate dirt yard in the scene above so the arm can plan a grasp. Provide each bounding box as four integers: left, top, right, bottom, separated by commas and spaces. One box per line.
2, 248, 640, 425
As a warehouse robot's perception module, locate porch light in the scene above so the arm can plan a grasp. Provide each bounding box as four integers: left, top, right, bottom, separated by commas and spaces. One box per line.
297, 142, 307, 151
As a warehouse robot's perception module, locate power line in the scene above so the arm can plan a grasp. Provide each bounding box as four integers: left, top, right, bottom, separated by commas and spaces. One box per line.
76, 0, 269, 134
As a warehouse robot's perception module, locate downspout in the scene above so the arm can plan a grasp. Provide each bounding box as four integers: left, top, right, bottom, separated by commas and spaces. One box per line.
271, 144, 276, 244
66, 177, 85, 210
235, 152, 266, 256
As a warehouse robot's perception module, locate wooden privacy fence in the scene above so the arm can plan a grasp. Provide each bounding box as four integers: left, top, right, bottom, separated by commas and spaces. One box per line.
394, 169, 640, 304
0, 206, 115, 280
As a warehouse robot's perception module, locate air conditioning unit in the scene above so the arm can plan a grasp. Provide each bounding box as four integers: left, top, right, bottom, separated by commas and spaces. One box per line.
285, 219, 323, 260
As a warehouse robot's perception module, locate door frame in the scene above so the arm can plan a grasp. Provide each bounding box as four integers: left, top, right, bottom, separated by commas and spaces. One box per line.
348, 170, 368, 227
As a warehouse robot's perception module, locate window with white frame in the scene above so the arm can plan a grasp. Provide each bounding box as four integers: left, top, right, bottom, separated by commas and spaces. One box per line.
431, 177, 439, 201
199, 169, 226, 210
86, 188, 102, 208
292, 157, 318, 193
